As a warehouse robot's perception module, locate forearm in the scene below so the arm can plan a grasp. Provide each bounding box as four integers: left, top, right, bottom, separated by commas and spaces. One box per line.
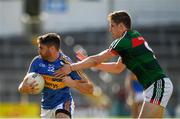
71, 55, 101, 71
76, 81, 93, 94
69, 80, 93, 94
18, 82, 30, 94
95, 62, 126, 74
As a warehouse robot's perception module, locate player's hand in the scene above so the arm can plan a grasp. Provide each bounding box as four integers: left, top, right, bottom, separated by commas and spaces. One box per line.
21, 78, 39, 94
61, 76, 76, 88
54, 64, 71, 76
76, 50, 87, 61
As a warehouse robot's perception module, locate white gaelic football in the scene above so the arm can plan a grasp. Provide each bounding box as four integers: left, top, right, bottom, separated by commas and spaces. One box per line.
25, 72, 45, 94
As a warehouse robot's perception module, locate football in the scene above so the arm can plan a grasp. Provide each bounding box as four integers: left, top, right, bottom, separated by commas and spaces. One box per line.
25, 72, 45, 94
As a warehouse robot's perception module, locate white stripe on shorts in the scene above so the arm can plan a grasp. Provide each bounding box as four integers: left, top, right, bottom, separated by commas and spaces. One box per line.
144, 77, 173, 107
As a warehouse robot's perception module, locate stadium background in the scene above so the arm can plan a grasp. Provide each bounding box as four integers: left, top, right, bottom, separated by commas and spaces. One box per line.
0, 0, 180, 118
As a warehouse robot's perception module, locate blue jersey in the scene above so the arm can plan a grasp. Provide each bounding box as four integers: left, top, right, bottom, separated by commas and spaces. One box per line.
131, 80, 144, 93
28, 52, 81, 109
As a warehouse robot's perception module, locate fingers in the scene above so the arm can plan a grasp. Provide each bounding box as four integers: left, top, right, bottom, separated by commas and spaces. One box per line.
54, 64, 71, 76
29, 82, 40, 94
33, 87, 39, 91
29, 80, 37, 87
30, 87, 40, 94
61, 77, 66, 82
54, 69, 65, 77
55, 74, 66, 79
33, 83, 39, 87
61, 76, 73, 87
61, 76, 70, 81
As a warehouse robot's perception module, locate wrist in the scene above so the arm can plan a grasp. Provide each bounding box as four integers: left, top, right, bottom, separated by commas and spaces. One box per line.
65, 79, 77, 88
71, 80, 78, 88
70, 64, 75, 71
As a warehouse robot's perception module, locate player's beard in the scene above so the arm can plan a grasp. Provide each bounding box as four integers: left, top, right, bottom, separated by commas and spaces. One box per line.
40, 50, 51, 61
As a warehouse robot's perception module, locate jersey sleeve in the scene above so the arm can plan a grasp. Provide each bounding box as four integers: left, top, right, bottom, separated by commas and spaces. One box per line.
61, 52, 73, 63
68, 71, 82, 80
61, 53, 82, 80
109, 38, 124, 55
109, 35, 130, 55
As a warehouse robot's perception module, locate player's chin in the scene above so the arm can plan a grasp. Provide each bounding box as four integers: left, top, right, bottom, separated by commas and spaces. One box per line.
112, 35, 119, 39
40, 55, 47, 60
111, 34, 116, 39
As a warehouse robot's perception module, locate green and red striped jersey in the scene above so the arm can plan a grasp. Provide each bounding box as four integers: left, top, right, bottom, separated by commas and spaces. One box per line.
109, 30, 166, 89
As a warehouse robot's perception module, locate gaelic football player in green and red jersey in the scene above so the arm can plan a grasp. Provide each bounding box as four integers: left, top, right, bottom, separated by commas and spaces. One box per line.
55, 11, 173, 118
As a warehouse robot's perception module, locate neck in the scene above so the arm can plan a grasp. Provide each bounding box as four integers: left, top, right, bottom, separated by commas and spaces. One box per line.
117, 30, 127, 39
118, 26, 128, 38
122, 30, 128, 36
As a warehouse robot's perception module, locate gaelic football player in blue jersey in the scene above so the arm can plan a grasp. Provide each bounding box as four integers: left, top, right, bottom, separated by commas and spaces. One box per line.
18, 33, 93, 118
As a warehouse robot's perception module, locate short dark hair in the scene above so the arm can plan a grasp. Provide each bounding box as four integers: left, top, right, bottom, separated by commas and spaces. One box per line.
37, 33, 61, 50
108, 11, 131, 29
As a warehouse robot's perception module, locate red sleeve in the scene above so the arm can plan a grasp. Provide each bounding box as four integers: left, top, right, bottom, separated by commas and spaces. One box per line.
109, 49, 119, 56
132, 36, 145, 48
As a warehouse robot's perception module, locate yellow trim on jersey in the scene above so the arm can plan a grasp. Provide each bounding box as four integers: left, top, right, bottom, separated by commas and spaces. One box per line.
60, 55, 71, 65
60, 55, 85, 80
42, 75, 66, 90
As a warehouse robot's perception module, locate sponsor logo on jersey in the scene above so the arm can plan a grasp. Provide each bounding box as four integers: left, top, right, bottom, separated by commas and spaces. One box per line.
39, 63, 46, 68
42, 75, 66, 90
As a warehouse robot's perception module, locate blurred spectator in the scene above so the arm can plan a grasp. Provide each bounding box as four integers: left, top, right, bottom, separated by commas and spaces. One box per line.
125, 71, 144, 118
109, 87, 130, 117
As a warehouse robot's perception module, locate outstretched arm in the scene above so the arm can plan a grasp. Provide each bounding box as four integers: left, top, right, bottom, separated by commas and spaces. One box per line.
54, 49, 115, 76
95, 60, 126, 74
76, 51, 126, 74
62, 71, 94, 95
72, 49, 114, 70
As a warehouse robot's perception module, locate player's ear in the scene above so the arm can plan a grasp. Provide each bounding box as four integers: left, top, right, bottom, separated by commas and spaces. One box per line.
118, 23, 124, 28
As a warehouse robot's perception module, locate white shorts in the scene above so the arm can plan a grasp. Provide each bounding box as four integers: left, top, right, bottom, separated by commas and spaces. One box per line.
144, 77, 173, 107
134, 92, 144, 103
41, 98, 75, 118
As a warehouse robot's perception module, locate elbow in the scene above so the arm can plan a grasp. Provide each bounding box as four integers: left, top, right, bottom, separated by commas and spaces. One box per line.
114, 64, 126, 74
109, 67, 123, 74
18, 83, 23, 93
112, 69, 122, 74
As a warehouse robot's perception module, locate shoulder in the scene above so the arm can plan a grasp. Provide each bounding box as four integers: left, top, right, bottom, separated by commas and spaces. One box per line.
32, 55, 41, 61
31, 55, 43, 64
110, 31, 130, 49
60, 52, 73, 64
28, 55, 43, 72
127, 30, 141, 38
